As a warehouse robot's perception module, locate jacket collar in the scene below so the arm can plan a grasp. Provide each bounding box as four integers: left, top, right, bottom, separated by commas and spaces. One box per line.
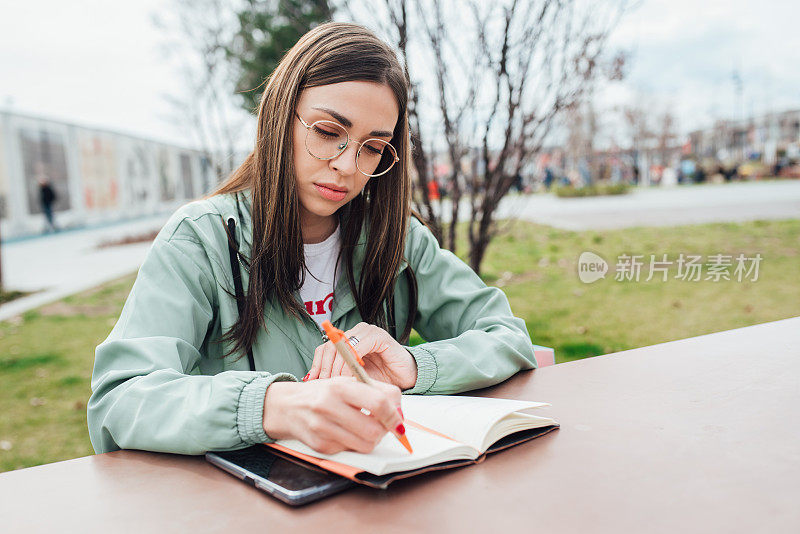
212, 189, 408, 323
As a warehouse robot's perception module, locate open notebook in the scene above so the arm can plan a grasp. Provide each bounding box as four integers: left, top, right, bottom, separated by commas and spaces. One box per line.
265, 395, 559, 488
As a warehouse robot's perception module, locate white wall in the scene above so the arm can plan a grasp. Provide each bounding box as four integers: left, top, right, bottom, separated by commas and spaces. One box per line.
0, 111, 216, 239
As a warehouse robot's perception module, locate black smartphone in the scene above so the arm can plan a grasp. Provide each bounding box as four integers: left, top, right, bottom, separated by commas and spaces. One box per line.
206, 445, 354, 506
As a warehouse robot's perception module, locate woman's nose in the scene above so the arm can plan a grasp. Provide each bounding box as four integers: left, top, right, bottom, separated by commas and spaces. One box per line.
329, 142, 359, 175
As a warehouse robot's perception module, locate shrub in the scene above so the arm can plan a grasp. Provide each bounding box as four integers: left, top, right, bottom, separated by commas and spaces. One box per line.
553, 182, 631, 198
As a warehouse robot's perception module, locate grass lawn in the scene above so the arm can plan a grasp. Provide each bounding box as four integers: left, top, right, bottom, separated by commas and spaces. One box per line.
1, 218, 798, 472
475, 218, 799, 360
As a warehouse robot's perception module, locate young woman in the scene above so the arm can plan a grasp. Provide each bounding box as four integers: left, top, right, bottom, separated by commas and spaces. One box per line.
88, 22, 537, 457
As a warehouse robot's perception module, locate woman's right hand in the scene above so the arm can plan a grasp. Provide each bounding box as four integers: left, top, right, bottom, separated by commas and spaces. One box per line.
262, 377, 403, 455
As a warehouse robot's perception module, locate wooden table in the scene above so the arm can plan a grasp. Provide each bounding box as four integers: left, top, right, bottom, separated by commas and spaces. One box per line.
2, 317, 799, 533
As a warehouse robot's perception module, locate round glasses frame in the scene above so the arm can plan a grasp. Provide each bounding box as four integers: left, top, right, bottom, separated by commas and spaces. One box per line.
296, 113, 399, 177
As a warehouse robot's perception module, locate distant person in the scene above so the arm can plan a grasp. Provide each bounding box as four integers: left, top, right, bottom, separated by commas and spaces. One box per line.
38, 178, 58, 233
513, 172, 523, 192
772, 159, 784, 177
580, 161, 592, 186
544, 167, 554, 189
695, 166, 706, 183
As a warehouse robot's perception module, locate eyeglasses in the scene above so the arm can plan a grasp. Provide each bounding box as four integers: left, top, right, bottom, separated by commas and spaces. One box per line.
296, 113, 399, 177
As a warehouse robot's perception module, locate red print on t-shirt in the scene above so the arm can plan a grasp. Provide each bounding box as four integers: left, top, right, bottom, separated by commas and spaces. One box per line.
304, 292, 334, 315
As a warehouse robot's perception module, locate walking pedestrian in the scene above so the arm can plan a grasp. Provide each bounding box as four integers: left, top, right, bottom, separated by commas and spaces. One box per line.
38, 177, 58, 233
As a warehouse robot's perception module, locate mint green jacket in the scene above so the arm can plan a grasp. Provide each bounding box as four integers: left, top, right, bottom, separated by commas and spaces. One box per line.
88, 192, 537, 454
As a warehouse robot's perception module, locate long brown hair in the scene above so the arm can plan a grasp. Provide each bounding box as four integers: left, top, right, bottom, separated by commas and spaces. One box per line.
213, 22, 417, 358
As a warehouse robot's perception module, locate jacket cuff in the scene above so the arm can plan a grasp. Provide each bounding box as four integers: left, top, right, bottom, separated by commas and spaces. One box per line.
403, 345, 438, 395
236, 372, 298, 445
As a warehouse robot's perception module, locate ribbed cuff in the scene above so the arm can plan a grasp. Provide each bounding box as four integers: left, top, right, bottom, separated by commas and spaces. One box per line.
403, 345, 438, 395
236, 372, 298, 445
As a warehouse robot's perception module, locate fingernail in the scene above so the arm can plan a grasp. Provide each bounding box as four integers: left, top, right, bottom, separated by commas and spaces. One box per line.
395, 423, 406, 435
397, 406, 404, 419
302, 373, 310, 382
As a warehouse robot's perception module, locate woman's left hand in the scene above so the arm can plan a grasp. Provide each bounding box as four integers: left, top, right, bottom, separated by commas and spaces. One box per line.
307, 322, 418, 390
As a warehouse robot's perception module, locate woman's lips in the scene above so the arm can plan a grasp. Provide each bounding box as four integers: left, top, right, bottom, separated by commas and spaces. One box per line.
314, 183, 347, 202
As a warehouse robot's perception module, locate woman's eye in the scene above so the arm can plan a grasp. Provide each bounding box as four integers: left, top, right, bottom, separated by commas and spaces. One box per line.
313, 126, 339, 138
364, 144, 384, 155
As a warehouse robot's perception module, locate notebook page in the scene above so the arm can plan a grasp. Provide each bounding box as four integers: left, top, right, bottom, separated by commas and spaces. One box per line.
274, 424, 477, 476
481, 412, 559, 451
400, 396, 550, 452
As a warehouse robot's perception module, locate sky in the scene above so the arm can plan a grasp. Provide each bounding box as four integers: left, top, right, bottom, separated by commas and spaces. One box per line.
1, 0, 798, 150
602, 0, 800, 143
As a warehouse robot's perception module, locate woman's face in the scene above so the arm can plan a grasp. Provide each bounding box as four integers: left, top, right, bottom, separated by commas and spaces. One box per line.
292, 81, 399, 224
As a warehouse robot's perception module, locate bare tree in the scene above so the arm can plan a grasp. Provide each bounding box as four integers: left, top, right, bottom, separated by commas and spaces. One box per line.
347, 0, 626, 273
656, 109, 678, 166
152, 0, 250, 184
564, 99, 602, 183
623, 103, 653, 156
154, 0, 626, 273
463, 0, 626, 272
347, 0, 445, 244
620, 97, 656, 182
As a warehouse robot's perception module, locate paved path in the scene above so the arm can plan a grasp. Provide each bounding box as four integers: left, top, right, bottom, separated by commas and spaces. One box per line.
0, 214, 170, 322
510, 180, 800, 230
437, 180, 800, 230
1, 180, 798, 321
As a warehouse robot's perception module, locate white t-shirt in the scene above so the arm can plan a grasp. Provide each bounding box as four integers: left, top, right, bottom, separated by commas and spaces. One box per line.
299, 225, 341, 328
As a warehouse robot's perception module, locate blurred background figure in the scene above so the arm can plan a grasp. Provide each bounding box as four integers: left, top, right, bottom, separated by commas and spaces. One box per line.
36, 173, 57, 233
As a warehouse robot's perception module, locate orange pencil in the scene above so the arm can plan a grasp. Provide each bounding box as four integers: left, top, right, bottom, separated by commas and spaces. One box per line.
321, 320, 413, 454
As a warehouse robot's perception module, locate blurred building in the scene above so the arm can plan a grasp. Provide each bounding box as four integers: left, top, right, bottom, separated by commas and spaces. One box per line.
688, 109, 800, 164
0, 110, 228, 239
